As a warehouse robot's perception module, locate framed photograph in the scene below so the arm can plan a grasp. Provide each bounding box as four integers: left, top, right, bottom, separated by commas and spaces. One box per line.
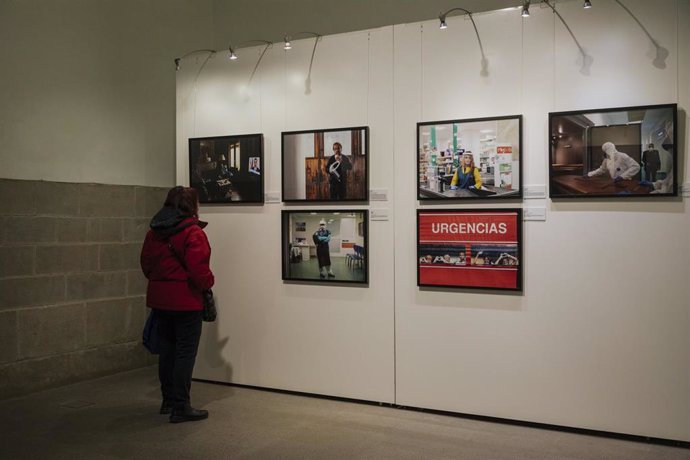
189, 134, 264, 204
549, 103, 677, 198
417, 115, 522, 200
282, 210, 368, 284
417, 209, 522, 291
282, 126, 369, 202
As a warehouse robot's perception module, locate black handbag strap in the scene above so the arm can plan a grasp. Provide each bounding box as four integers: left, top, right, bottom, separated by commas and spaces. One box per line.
168, 240, 188, 272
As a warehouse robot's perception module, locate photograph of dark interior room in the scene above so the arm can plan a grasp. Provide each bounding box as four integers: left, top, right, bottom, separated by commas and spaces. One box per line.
189, 134, 263, 203
282, 127, 368, 202
418, 116, 521, 200
282, 211, 367, 284
549, 104, 676, 197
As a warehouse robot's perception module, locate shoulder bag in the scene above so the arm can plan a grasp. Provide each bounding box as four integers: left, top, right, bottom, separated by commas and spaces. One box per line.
168, 241, 217, 322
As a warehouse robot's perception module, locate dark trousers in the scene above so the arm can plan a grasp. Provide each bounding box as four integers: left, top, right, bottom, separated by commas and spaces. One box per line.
156, 310, 203, 409
329, 180, 346, 199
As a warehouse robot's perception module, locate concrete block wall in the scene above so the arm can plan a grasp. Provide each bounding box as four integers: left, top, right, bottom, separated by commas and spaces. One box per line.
0, 179, 168, 400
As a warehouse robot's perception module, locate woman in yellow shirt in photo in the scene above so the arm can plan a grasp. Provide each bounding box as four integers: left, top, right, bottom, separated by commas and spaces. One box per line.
450, 153, 482, 190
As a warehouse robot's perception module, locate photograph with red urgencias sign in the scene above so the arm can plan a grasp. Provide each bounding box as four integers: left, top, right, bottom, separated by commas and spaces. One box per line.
417, 209, 522, 291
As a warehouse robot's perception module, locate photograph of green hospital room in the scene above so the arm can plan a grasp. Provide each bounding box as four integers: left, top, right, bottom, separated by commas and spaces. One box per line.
283, 211, 367, 283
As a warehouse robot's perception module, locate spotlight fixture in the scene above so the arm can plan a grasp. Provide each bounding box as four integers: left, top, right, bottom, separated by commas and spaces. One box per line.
227, 40, 273, 62
521, 1, 530, 18
438, 7, 474, 30
584, 0, 592, 8
282, 32, 320, 51
280, 32, 322, 94
223, 40, 274, 88
173, 49, 216, 71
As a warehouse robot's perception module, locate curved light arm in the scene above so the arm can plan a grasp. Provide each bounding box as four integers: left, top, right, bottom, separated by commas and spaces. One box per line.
439, 7, 472, 24
439, 7, 487, 75
283, 31, 321, 49
542, 0, 587, 60
174, 49, 216, 71
282, 32, 322, 91
227, 39, 273, 59
226, 40, 274, 87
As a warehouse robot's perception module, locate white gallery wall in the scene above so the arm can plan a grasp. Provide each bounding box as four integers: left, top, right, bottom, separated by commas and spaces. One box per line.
177, 0, 690, 441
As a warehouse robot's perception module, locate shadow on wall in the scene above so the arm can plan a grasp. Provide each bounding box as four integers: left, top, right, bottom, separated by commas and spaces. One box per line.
199, 320, 232, 382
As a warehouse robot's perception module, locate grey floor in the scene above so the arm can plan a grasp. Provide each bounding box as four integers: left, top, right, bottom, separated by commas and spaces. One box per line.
0, 367, 687, 460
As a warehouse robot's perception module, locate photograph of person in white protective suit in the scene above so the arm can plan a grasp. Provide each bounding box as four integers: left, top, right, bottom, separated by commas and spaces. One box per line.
313, 220, 335, 279
326, 142, 352, 200
585, 142, 640, 181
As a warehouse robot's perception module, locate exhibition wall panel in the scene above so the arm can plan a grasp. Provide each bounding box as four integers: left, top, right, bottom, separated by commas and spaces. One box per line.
394, 1, 689, 442
178, 0, 689, 441
177, 29, 396, 403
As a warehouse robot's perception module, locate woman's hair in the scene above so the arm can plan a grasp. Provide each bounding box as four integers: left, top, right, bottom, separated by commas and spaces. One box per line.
462, 154, 476, 170
164, 186, 199, 217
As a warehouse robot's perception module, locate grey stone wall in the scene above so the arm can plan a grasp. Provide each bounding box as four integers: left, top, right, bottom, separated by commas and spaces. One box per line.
0, 179, 168, 400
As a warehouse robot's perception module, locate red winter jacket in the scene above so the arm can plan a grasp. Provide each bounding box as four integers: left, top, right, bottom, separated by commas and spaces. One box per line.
140, 216, 214, 311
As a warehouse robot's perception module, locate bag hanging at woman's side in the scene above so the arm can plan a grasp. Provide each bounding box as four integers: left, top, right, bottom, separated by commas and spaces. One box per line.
168, 242, 217, 322
142, 310, 160, 354
202, 289, 217, 322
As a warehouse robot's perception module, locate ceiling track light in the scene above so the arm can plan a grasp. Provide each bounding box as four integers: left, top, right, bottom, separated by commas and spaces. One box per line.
521, 1, 530, 17
173, 49, 216, 71
438, 7, 474, 30
584, 0, 592, 8
282, 32, 321, 51
225, 39, 273, 62
224, 40, 274, 88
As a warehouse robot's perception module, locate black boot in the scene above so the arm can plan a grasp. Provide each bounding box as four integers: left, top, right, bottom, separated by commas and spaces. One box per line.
160, 401, 173, 415
169, 405, 209, 423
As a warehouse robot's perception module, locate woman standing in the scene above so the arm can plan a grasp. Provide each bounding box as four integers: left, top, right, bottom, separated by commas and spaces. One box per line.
140, 186, 215, 423
450, 153, 483, 190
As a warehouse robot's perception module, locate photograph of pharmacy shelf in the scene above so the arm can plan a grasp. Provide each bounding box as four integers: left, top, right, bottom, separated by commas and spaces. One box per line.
417, 115, 522, 200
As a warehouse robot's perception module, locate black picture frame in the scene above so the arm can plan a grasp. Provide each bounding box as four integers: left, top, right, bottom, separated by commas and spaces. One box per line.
549, 103, 678, 198
189, 133, 264, 204
417, 115, 523, 201
417, 208, 523, 292
282, 210, 369, 285
281, 126, 369, 202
